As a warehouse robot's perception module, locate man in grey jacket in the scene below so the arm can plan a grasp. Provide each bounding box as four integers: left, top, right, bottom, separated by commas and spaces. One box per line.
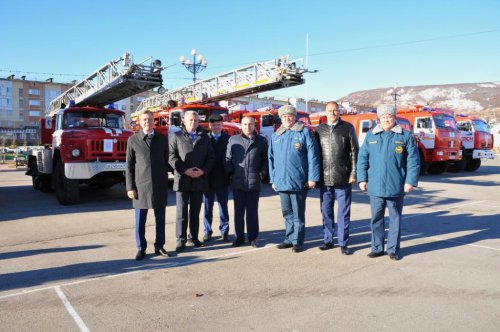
126, 110, 170, 261
169, 111, 215, 252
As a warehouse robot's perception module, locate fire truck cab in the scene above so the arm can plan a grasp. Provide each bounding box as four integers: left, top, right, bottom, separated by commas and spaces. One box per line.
397, 106, 462, 174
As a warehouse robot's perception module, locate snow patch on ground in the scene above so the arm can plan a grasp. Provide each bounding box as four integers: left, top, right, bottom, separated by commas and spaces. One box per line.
437, 99, 483, 111
477, 83, 499, 88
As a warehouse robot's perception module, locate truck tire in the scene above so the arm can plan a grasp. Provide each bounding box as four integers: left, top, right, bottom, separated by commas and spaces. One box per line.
448, 149, 466, 173
34, 173, 52, 192
464, 158, 481, 172
29, 159, 52, 192
428, 161, 448, 175
419, 151, 429, 175
54, 160, 79, 205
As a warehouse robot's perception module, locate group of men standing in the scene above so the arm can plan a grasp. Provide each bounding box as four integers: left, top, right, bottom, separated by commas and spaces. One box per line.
126, 101, 419, 262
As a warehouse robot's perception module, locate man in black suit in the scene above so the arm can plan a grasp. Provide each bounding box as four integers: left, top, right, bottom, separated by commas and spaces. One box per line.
203, 114, 231, 242
169, 111, 215, 252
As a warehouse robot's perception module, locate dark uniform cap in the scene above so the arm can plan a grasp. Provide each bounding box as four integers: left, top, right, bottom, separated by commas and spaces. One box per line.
208, 114, 224, 122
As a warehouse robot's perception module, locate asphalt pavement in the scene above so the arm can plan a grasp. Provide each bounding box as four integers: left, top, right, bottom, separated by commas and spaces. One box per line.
1, 160, 499, 331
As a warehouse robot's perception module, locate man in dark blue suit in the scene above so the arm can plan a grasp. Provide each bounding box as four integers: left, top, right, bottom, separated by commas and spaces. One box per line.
203, 114, 231, 242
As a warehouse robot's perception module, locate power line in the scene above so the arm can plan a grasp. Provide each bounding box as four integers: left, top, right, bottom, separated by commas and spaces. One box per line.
304, 28, 500, 58
2, 28, 499, 80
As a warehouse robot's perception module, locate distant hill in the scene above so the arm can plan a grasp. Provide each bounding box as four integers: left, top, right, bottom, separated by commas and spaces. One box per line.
338, 82, 500, 122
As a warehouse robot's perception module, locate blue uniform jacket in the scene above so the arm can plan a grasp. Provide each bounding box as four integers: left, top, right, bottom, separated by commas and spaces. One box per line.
356, 124, 420, 197
268, 122, 321, 191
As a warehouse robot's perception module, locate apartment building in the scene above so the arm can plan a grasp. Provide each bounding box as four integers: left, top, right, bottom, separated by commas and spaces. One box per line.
0, 77, 154, 146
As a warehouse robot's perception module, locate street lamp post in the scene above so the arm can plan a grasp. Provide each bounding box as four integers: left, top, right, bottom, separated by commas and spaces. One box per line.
387, 85, 405, 111
179, 49, 208, 83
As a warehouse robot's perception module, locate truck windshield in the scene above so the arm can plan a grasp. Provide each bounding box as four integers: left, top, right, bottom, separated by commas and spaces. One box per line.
64, 112, 123, 129
396, 118, 411, 131
194, 109, 229, 122
433, 114, 457, 130
472, 120, 489, 133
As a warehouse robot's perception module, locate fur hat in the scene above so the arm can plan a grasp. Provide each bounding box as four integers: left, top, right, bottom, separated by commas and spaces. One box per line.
377, 104, 396, 117
278, 105, 297, 118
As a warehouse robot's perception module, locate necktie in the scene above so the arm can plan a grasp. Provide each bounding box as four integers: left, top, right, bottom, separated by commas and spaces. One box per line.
146, 134, 153, 147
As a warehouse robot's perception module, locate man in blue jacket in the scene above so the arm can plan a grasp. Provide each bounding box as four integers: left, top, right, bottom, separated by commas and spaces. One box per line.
357, 104, 420, 260
269, 105, 321, 253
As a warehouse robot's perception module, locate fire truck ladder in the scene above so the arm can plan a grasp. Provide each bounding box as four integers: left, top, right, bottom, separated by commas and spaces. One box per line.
136, 56, 307, 112
46, 52, 163, 116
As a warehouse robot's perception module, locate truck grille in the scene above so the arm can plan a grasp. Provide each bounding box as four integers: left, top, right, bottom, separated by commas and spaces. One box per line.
89, 139, 127, 160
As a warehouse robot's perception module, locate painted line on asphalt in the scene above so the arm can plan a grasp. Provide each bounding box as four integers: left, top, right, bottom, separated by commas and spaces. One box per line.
0, 241, 305, 300
54, 286, 90, 332
0, 200, 494, 301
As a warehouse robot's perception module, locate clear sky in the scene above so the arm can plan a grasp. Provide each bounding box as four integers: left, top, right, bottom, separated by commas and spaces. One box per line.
1, 0, 499, 102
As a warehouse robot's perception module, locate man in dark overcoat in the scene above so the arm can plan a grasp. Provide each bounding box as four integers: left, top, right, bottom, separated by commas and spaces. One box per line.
126, 110, 170, 261
169, 111, 215, 252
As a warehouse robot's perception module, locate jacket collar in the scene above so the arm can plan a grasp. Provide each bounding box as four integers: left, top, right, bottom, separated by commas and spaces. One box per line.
182, 126, 205, 136
372, 124, 403, 134
276, 121, 304, 136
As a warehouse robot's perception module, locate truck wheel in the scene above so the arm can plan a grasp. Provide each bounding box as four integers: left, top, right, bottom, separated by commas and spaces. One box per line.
54, 161, 79, 205
464, 158, 481, 172
419, 151, 429, 175
448, 150, 466, 173
428, 161, 448, 175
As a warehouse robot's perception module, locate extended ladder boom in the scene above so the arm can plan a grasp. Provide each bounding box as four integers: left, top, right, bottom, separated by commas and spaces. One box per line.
136, 56, 306, 112
46, 52, 163, 116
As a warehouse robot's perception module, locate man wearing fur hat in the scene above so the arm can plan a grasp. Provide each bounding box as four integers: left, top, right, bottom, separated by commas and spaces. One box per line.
357, 104, 420, 260
269, 105, 321, 253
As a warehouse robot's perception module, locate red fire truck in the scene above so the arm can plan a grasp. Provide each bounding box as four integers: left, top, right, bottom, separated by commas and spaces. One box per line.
454, 114, 494, 171
26, 53, 163, 205
397, 106, 462, 174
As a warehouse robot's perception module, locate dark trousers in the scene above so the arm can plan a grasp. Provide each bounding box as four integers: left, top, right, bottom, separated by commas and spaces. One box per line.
135, 208, 165, 251
370, 195, 404, 254
320, 184, 352, 247
233, 189, 260, 242
203, 187, 230, 236
279, 189, 308, 246
176, 191, 203, 243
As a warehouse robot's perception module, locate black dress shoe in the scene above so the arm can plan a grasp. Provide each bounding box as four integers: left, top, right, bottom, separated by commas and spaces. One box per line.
340, 246, 352, 255
292, 245, 303, 253
389, 253, 399, 260
367, 251, 385, 258
175, 243, 186, 253
319, 242, 334, 251
155, 248, 173, 257
135, 250, 146, 261
232, 239, 244, 247
277, 242, 293, 249
203, 233, 212, 242
192, 240, 204, 247
222, 234, 229, 242
250, 240, 258, 248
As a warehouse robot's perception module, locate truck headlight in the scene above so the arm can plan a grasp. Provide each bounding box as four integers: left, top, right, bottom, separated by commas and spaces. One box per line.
71, 149, 81, 157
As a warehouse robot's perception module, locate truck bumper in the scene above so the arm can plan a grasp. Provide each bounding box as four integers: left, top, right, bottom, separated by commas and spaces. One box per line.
65, 162, 126, 179
434, 148, 462, 161
472, 149, 494, 159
